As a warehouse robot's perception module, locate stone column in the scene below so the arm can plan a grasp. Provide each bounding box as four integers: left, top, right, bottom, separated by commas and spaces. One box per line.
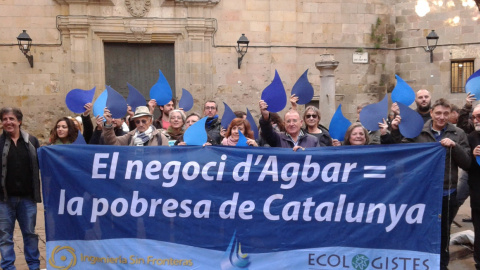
315, 54, 339, 125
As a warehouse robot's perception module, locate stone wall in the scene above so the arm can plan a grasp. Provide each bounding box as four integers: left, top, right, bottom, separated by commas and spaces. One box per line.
395, 0, 480, 107
0, 0, 477, 143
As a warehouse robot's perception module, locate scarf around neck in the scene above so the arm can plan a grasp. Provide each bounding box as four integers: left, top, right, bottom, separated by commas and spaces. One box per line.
133, 126, 154, 146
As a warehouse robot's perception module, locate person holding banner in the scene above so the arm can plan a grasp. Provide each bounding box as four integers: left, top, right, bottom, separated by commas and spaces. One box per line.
391, 98, 471, 270
103, 106, 168, 146
259, 100, 321, 150
221, 118, 258, 146
467, 104, 480, 269
0, 107, 41, 270
48, 117, 78, 145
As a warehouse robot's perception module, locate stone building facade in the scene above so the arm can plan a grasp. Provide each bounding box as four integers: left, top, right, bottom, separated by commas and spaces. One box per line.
0, 0, 478, 143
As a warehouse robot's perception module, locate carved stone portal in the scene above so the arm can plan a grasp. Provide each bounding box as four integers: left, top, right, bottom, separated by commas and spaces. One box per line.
125, 0, 151, 17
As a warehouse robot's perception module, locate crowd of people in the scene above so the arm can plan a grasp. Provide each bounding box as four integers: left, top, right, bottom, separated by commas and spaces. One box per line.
1, 88, 480, 269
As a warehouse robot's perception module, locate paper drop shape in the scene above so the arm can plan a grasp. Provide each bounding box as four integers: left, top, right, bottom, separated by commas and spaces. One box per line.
126, 83, 146, 112
397, 102, 424, 138
477, 156, 480, 166
93, 90, 108, 118
466, 69, 480, 97
184, 117, 208, 146
178, 88, 194, 112
106, 86, 128, 119
72, 130, 86, 145
359, 95, 388, 131
391, 75, 415, 106
291, 69, 314, 105
221, 102, 236, 129
246, 108, 259, 140
236, 130, 248, 147
149, 70, 173, 106
65, 87, 96, 114
261, 70, 287, 113
328, 104, 351, 141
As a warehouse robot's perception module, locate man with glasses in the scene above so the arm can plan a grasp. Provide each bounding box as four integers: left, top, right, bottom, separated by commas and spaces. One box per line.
468, 104, 480, 269
103, 106, 168, 146
391, 98, 470, 270
258, 100, 320, 150
203, 101, 222, 145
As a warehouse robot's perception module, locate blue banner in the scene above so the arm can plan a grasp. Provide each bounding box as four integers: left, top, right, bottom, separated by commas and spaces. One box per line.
38, 143, 445, 270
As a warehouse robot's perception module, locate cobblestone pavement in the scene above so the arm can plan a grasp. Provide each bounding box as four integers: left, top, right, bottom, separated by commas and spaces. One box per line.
4, 199, 478, 269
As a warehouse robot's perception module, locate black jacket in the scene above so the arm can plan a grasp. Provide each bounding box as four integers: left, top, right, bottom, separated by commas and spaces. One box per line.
0, 130, 41, 202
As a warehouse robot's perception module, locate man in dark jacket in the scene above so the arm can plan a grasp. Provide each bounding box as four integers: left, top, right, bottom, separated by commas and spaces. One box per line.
415, 89, 432, 123
259, 100, 321, 150
467, 104, 480, 269
391, 98, 470, 270
203, 101, 223, 145
0, 107, 41, 270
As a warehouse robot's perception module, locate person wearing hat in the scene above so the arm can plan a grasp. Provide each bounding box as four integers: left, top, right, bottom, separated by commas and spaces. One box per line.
102, 106, 168, 146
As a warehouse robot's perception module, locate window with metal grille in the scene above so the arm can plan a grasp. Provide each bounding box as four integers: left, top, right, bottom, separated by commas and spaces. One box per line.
451, 60, 474, 93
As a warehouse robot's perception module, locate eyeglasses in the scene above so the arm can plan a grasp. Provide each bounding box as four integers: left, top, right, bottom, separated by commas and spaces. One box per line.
204, 106, 216, 111
305, 114, 318, 119
472, 114, 480, 122
170, 116, 183, 120
135, 119, 148, 125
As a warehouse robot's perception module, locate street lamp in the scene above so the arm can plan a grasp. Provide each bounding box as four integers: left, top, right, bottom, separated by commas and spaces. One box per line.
424, 30, 439, 63
16, 30, 34, 68
236, 34, 249, 69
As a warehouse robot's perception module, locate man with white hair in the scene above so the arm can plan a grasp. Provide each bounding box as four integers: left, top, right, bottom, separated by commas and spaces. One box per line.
467, 104, 480, 269
258, 100, 321, 150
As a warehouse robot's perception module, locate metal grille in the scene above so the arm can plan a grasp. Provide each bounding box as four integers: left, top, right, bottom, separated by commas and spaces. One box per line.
104, 42, 176, 100
451, 60, 474, 93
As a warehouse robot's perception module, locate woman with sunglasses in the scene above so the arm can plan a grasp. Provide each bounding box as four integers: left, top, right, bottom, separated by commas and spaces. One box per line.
303, 106, 333, 146
102, 106, 168, 146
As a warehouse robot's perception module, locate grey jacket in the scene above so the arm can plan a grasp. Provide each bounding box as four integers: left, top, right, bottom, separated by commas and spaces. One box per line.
0, 130, 41, 202
392, 120, 471, 190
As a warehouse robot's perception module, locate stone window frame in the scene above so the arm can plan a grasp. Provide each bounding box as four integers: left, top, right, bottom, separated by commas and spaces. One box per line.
451, 59, 474, 93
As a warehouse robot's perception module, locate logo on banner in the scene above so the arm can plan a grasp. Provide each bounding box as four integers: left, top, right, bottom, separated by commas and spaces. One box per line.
221, 231, 250, 270
352, 254, 370, 270
49, 246, 77, 270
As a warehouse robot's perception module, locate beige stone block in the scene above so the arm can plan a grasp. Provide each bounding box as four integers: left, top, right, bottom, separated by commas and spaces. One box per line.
297, 12, 311, 23
222, 0, 246, 10
241, 10, 269, 22
319, 3, 341, 13
218, 10, 241, 21
249, 21, 269, 33
364, 14, 379, 25
246, 0, 269, 11
341, 3, 357, 14
302, 2, 318, 13
358, 3, 375, 14
270, 0, 296, 11
341, 24, 358, 36
311, 13, 333, 24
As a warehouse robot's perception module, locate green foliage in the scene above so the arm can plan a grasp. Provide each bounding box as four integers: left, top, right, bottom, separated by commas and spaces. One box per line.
370, 18, 384, 49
